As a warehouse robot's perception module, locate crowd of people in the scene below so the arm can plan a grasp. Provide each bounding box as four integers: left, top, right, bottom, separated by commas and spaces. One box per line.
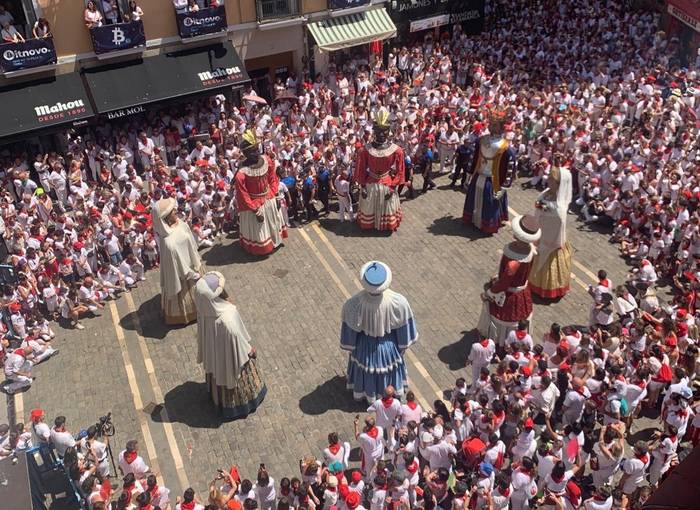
1, 0, 700, 507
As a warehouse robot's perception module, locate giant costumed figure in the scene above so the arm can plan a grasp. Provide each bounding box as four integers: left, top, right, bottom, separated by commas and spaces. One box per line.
354, 109, 406, 231
478, 215, 541, 347
194, 271, 266, 419
234, 130, 287, 255
152, 196, 203, 325
340, 261, 418, 403
463, 109, 515, 234
529, 164, 573, 299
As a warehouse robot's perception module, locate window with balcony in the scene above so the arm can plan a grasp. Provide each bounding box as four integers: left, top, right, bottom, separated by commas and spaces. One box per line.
256, 0, 299, 21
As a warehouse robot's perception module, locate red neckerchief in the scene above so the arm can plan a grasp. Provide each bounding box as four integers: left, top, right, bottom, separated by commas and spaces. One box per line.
675, 408, 688, 418
327, 487, 337, 493
480, 339, 490, 348
636, 453, 649, 464
13, 348, 25, 357
406, 401, 417, 410
328, 443, 341, 455
381, 397, 394, 408
123, 481, 135, 492
181, 502, 196, 510
124, 451, 138, 464
149, 484, 159, 498
139, 505, 152, 510
407, 460, 419, 474
515, 330, 527, 340
512, 352, 521, 359
366, 426, 379, 439
551, 472, 565, 484
575, 386, 585, 395
593, 495, 608, 502
499, 486, 510, 498
600, 278, 610, 288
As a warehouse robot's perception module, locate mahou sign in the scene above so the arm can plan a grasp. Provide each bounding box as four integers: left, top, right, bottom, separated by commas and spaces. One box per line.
176, 5, 227, 38
1, 38, 57, 73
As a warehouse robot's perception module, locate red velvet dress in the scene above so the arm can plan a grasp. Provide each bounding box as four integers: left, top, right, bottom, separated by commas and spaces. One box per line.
488, 246, 534, 323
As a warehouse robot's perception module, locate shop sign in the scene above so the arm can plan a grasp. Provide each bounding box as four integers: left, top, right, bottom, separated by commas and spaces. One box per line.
106, 105, 146, 120
34, 99, 88, 123
197, 66, 245, 86
329, 0, 371, 8
450, 0, 485, 35
90, 20, 146, 55
410, 14, 450, 32
0, 38, 57, 73
389, 0, 450, 23
176, 5, 227, 38
668, 2, 700, 32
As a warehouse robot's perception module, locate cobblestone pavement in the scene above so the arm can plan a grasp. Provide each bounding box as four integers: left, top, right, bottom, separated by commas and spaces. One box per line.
3, 172, 645, 498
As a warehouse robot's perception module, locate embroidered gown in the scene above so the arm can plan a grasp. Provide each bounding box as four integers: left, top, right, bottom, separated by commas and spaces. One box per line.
354, 143, 406, 231
235, 155, 287, 255
340, 289, 418, 402
463, 135, 514, 233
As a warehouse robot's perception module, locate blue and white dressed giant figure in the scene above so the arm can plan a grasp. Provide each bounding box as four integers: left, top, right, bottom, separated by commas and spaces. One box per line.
340, 261, 418, 403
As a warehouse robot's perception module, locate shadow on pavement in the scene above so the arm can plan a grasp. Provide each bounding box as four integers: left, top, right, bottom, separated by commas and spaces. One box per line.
318, 218, 394, 238
151, 381, 228, 428
119, 294, 186, 340
438, 329, 480, 371
298, 375, 367, 415
427, 215, 492, 241
202, 241, 263, 266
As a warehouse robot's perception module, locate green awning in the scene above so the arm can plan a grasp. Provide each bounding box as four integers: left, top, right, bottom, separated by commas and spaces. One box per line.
308, 8, 397, 52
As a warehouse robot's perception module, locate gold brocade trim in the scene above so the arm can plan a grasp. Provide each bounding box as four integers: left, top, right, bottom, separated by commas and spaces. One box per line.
240, 156, 269, 177
366, 143, 399, 158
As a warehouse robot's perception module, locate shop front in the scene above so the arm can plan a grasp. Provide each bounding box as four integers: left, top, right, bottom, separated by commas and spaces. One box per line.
245, 51, 295, 102
0, 72, 94, 145
306, 7, 397, 75
388, 0, 484, 45
666, 0, 700, 65
82, 42, 249, 119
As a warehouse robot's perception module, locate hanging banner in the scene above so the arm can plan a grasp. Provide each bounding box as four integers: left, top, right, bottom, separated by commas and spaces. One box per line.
329, 0, 371, 8
1, 37, 57, 73
450, 0, 485, 35
176, 5, 227, 38
410, 14, 450, 32
389, 0, 450, 23
90, 20, 146, 55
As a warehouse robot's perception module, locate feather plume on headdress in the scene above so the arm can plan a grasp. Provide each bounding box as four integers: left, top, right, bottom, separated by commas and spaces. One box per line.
241, 129, 258, 149
373, 108, 391, 130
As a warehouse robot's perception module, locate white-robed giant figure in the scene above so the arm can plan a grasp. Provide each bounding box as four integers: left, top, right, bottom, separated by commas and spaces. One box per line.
153, 197, 203, 325
340, 261, 418, 403
529, 165, 573, 299
194, 272, 266, 419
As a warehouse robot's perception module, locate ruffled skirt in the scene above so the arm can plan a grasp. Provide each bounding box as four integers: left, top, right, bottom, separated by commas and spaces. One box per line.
529, 242, 572, 299
463, 174, 508, 233
346, 333, 408, 402
357, 183, 402, 231
162, 274, 200, 325
239, 198, 287, 255
206, 358, 267, 419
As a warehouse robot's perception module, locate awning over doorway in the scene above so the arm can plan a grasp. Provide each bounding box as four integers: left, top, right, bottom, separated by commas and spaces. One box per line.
0, 72, 94, 139
668, 0, 700, 32
308, 8, 397, 52
83, 42, 249, 117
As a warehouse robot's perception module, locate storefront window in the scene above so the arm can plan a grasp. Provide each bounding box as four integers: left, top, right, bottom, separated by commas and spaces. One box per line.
256, 0, 299, 21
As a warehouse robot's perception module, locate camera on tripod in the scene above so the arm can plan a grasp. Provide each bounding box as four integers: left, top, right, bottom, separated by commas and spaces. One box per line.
94, 412, 115, 438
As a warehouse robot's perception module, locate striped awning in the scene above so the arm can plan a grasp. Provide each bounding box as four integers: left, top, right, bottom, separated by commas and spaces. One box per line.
308, 8, 397, 52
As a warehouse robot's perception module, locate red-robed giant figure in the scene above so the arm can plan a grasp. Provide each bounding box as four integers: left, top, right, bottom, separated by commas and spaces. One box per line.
477, 215, 541, 347
234, 130, 287, 255
353, 108, 405, 232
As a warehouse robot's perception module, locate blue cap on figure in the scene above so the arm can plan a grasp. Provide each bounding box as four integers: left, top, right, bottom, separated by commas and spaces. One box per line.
360, 261, 392, 294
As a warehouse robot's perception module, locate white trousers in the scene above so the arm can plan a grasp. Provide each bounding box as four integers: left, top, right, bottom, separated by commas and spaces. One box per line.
338, 196, 354, 221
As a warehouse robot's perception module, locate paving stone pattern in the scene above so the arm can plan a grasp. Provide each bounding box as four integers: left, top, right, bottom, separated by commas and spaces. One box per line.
3, 174, 639, 498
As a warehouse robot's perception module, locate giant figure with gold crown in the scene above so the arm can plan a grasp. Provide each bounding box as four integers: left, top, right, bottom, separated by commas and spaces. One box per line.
478, 215, 541, 347
234, 130, 287, 255
353, 108, 406, 231
152, 196, 203, 325
463, 109, 515, 234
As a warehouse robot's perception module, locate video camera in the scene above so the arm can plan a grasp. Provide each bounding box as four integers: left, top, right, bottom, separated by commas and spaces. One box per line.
95, 412, 115, 438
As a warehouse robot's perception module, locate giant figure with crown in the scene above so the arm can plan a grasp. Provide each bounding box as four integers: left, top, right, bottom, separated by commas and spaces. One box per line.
354, 108, 406, 232
463, 108, 516, 234
234, 130, 287, 255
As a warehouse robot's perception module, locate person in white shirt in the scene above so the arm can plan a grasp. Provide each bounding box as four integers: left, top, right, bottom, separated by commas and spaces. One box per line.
367, 386, 401, 451
562, 378, 589, 425
118, 439, 150, 479
323, 432, 351, 469
30, 409, 51, 445
254, 467, 276, 510
438, 126, 460, 174
79, 425, 110, 478
50, 416, 76, 457
354, 416, 383, 481
176, 488, 204, 510
137, 131, 155, 170
618, 441, 650, 505
118, 253, 146, 287
583, 485, 613, 510
334, 170, 354, 222
3, 346, 34, 394
468, 337, 495, 389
